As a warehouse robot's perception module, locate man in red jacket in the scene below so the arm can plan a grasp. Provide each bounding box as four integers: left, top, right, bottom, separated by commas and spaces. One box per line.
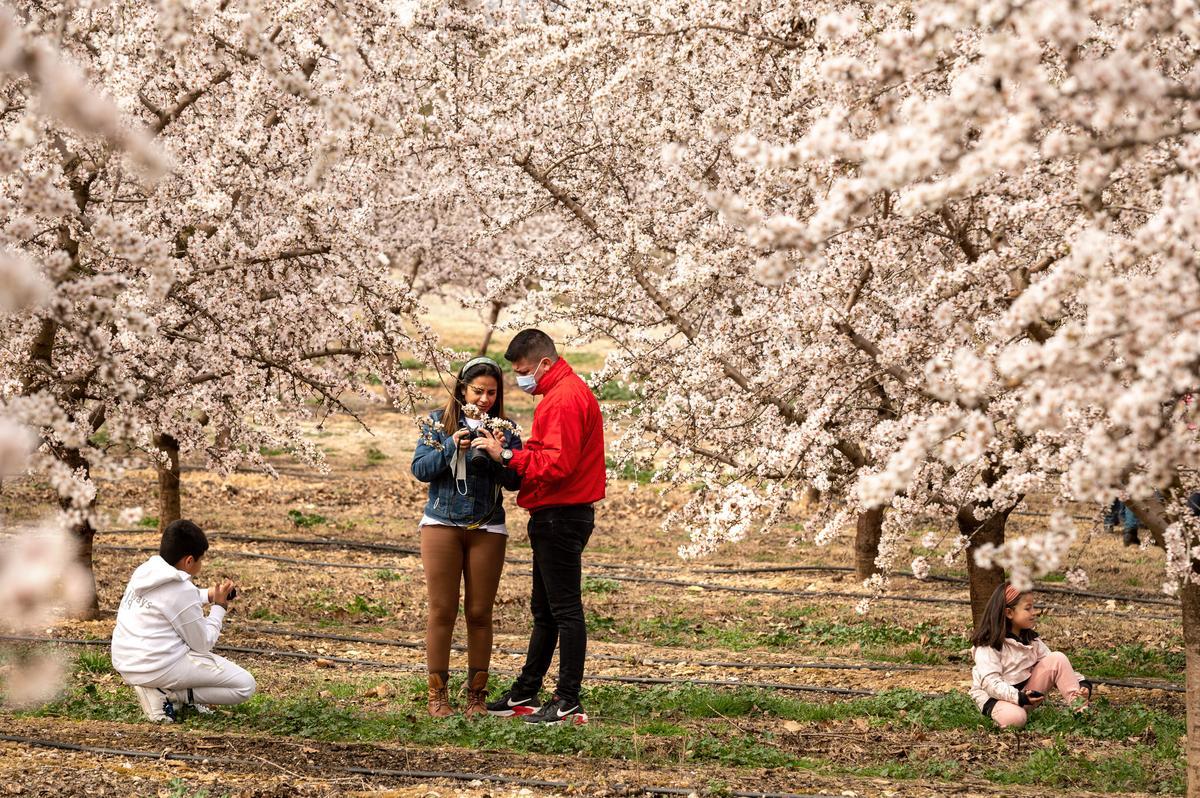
470, 328, 605, 724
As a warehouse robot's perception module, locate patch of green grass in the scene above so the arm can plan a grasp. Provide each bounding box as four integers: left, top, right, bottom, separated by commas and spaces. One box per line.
605, 457, 655, 484
137, 515, 159, 528
365, 446, 388, 464
166, 778, 228, 798
287, 509, 327, 528
372, 569, 405, 582
259, 445, 288, 457
565, 351, 602, 368
76, 650, 114, 674
396, 358, 426, 370
344, 594, 389, 618
607, 616, 797, 652
249, 606, 283, 622
1069, 643, 1184, 681
792, 620, 968, 664
983, 740, 1183, 794
586, 612, 618, 631
594, 380, 641, 401
1040, 572, 1067, 583
581, 577, 621, 594
89, 428, 110, 447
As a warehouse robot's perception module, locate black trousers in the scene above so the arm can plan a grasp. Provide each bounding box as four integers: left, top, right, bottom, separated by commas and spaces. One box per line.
513, 505, 594, 705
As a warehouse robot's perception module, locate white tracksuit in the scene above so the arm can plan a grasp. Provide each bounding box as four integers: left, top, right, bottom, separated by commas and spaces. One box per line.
111, 555, 255, 705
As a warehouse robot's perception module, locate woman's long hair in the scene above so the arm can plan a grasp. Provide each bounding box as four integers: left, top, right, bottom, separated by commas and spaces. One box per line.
441, 361, 505, 434
971, 582, 1039, 650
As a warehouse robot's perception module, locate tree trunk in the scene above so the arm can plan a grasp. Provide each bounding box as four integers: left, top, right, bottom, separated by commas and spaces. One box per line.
957, 503, 1015, 628
1184, 577, 1200, 798
855, 508, 883, 580
477, 300, 505, 357
67, 514, 99, 620
154, 433, 182, 532
1125, 496, 1168, 548
57, 446, 99, 619
798, 485, 821, 514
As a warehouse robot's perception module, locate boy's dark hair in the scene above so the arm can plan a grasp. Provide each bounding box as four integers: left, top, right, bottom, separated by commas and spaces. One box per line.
504, 329, 557, 364
971, 581, 1038, 650
160, 519, 208, 566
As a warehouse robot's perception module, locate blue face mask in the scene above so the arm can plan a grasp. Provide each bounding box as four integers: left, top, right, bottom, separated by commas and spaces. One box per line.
516, 359, 547, 394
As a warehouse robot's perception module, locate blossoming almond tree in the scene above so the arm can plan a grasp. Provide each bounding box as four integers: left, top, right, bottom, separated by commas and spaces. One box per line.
0, 2, 147, 702
1, 1, 445, 611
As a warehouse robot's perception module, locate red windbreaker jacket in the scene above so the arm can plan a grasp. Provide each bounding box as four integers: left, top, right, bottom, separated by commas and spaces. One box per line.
508, 358, 606, 512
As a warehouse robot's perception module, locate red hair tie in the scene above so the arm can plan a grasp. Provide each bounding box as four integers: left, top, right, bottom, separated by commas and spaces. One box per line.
1004, 585, 1021, 605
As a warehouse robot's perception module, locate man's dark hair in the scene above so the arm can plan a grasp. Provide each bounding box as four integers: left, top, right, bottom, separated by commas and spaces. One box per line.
504, 329, 558, 364
160, 519, 209, 566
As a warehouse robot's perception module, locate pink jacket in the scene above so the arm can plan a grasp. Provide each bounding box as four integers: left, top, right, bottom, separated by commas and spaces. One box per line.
969, 636, 1085, 709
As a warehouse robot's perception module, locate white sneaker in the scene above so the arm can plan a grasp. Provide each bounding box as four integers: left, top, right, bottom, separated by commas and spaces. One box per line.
132, 686, 176, 723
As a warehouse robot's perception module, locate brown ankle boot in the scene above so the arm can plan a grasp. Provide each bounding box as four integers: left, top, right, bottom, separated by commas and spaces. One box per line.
427, 672, 452, 718
464, 670, 489, 718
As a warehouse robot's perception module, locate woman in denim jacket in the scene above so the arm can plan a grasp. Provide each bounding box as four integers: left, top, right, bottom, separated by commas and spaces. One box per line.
411, 356, 521, 718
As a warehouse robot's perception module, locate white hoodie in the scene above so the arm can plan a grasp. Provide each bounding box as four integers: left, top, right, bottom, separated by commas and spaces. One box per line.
111, 555, 225, 680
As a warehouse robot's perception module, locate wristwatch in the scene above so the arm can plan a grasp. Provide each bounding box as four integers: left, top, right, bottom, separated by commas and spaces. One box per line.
500, 448, 513, 464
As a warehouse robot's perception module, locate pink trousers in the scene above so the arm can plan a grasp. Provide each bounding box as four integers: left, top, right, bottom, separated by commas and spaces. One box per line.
990, 651, 1084, 728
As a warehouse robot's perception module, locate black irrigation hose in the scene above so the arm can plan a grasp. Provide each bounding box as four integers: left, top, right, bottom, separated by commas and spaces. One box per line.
102, 529, 1179, 607
594, 573, 1178, 620
0, 635, 1183, 694
0, 734, 220, 764
93, 547, 1178, 621
238, 624, 936, 673
919, 574, 1177, 607
0, 635, 875, 696
0, 734, 839, 798
701, 563, 1177, 608
97, 545, 399, 572
1010, 510, 1096, 522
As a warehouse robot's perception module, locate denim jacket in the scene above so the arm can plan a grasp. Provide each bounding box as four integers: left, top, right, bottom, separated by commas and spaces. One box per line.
411, 409, 522, 527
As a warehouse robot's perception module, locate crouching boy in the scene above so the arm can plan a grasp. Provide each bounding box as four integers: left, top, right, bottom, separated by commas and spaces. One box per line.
111, 519, 255, 721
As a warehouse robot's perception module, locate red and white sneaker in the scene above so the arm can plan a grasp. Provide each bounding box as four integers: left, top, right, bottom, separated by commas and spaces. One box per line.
486, 689, 541, 717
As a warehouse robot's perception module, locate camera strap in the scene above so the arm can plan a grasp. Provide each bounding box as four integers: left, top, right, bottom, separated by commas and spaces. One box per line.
450, 446, 469, 496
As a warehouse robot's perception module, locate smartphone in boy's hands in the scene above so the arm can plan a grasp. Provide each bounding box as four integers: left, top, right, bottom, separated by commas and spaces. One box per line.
227, 587, 237, 600
1027, 690, 1043, 698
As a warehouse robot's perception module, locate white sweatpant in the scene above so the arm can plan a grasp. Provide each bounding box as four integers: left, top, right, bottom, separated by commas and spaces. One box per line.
129, 651, 256, 706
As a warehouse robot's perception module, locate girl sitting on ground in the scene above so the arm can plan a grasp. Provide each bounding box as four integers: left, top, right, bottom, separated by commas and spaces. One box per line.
969, 582, 1092, 728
